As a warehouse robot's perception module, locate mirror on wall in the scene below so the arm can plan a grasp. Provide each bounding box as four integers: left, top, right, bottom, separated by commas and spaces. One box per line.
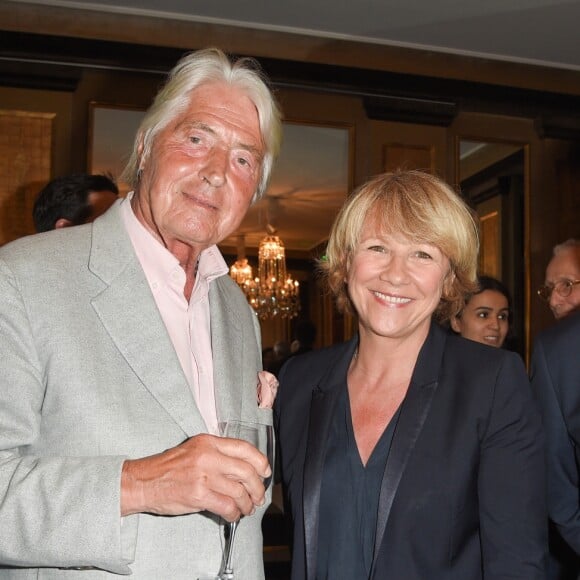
221, 121, 352, 349
221, 122, 351, 256
458, 139, 527, 355
88, 103, 145, 196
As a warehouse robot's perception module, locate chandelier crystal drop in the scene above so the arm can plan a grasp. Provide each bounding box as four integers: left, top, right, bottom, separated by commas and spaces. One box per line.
230, 234, 300, 320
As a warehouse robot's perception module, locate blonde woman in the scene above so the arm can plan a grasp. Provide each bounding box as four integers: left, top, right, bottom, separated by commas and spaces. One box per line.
275, 170, 546, 580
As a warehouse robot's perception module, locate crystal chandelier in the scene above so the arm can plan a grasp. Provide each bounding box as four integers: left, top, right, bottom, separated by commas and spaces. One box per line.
230, 232, 300, 320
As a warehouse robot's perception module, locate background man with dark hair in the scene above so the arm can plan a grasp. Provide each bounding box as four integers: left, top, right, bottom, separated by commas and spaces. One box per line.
32, 172, 119, 232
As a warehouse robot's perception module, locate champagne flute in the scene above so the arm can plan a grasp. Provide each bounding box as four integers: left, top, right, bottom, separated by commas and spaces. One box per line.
198, 420, 273, 580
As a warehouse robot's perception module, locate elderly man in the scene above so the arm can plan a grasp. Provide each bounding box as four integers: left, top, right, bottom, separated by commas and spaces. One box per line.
538, 239, 580, 319
0, 48, 281, 579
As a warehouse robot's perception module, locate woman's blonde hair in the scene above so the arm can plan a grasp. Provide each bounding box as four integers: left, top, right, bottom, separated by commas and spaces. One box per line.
320, 170, 480, 322
121, 47, 282, 202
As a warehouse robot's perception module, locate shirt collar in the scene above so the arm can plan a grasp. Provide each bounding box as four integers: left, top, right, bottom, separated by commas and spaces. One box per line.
120, 192, 228, 288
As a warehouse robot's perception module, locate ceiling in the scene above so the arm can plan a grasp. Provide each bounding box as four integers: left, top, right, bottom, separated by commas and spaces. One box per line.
10, 0, 580, 71
10, 0, 580, 256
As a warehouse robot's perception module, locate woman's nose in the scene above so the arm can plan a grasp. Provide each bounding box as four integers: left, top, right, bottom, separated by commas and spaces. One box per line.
379, 254, 408, 283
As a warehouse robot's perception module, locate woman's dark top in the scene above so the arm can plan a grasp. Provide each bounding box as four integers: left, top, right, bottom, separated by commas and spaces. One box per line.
316, 384, 400, 580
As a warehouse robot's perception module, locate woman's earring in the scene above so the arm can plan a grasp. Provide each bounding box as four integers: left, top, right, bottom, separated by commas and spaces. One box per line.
137, 168, 143, 182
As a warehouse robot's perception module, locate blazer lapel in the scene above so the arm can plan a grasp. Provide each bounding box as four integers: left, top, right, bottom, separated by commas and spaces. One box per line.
88, 203, 203, 437
209, 276, 244, 424
371, 323, 447, 571
303, 338, 358, 580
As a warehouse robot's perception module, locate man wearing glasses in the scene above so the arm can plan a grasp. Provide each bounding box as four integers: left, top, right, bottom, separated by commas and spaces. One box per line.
537, 239, 580, 320
531, 238, 580, 579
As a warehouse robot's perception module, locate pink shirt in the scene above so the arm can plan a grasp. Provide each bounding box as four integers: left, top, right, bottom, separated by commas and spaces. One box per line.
120, 194, 227, 434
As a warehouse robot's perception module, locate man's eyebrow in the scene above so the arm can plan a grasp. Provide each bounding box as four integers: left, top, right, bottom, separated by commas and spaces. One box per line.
180, 121, 215, 135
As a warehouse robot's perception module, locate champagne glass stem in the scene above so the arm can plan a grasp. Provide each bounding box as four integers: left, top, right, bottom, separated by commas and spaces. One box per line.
213, 420, 272, 580
219, 519, 239, 579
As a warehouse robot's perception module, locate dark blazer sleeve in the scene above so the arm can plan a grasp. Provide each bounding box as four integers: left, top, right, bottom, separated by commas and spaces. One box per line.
478, 350, 548, 578
530, 317, 580, 554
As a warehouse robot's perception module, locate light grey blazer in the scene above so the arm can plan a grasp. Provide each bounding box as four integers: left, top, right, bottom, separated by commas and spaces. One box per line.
0, 201, 269, 579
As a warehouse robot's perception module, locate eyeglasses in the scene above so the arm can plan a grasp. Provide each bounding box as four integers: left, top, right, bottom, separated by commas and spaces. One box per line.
537, 279, 580, 302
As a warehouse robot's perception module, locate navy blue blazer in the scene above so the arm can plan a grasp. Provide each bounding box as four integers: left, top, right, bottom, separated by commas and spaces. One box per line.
531, 310, 580, 555
275, 322, 547, 580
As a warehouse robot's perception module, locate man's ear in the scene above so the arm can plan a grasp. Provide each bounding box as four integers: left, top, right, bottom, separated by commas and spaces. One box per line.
54, 218, 74, 229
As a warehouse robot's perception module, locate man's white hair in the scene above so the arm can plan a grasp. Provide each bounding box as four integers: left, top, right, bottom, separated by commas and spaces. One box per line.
553, 238, 580, 256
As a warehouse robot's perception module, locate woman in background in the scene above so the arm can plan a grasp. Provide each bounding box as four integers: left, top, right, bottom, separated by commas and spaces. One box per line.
450, 275, 511, 348
275, 170, 546, 580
